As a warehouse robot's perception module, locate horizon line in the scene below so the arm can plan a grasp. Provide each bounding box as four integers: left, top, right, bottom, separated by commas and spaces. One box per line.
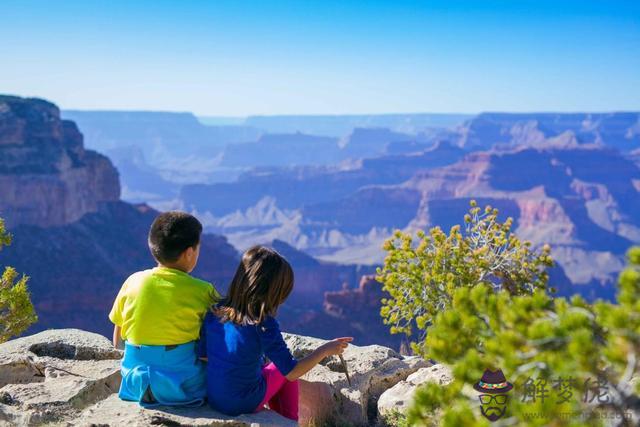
61, 109, 640, 119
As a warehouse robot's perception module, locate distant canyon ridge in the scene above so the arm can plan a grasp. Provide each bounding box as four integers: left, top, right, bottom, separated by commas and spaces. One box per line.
64, 109, 640, 300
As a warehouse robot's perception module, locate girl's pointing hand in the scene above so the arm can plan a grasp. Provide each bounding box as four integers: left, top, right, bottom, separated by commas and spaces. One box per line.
321, 337, 354, 356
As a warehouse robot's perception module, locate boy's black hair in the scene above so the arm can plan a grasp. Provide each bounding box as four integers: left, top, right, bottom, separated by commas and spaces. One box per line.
148, 211, 203, 264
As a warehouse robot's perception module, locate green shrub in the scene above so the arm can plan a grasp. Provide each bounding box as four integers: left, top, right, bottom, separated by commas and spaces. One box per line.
406, 248, 640, 426
378, 201, 553, 356
378, 202, 640, 426
0, 218, 37, 343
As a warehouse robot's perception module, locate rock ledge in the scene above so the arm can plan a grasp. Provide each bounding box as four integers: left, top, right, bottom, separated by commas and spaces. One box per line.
0, 329, 437, 426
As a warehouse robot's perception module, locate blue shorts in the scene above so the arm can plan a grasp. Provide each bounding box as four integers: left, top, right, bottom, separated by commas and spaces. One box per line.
119, 341, 206, 407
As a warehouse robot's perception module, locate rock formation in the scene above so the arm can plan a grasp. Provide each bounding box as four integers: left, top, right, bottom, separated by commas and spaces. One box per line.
0, 329, 437, 426
377, 364, 453, 418
0, 96, 120, 228
279, 275, 404, 350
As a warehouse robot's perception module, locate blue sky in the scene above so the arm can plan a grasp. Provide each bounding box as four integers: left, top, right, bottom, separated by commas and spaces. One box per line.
1, 0, 638, 115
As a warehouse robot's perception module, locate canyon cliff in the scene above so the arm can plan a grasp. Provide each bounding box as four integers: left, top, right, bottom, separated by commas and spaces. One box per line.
0, 96, 120, 228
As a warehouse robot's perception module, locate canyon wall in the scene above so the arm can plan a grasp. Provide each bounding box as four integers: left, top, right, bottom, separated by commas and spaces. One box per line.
0, 96, 120, 228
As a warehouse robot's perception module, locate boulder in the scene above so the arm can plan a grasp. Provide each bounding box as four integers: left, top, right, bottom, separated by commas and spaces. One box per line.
0, 329, 123, 425
377, 364, 453, 420
0, 328, 123, 362
284, 333, 430, 426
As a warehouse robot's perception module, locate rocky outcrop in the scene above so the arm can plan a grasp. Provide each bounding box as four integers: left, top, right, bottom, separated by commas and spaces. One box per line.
0, 96, 120, 228
377, 364, 453, 420
284, 334, 429, 426
323, 275, 385, 318
0, 329, 123, 426
0, 329, 436, 426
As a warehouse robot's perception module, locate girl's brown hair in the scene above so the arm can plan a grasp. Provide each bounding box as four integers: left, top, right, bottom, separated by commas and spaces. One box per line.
215, 245, 294, 325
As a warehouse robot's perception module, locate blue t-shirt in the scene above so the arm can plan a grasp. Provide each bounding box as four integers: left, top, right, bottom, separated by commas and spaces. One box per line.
198, 311, 298, 415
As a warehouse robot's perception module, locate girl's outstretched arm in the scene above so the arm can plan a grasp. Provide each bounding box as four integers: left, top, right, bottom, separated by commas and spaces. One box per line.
285, 337, 353, 381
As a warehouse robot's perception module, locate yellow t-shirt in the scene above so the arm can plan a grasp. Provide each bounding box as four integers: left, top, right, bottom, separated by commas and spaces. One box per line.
109, 267, 219, 345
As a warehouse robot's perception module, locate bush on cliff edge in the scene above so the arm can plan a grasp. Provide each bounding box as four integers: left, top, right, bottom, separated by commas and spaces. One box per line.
0, 217, 37, 343
378, 202, 640, 426
378, 200, 553, 356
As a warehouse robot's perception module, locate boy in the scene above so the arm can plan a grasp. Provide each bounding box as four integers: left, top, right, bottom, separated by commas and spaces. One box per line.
109, 211, 219, 407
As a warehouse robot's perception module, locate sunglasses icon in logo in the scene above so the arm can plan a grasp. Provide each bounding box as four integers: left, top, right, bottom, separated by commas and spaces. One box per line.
474, 369, 513, 422
479, 394, 508, 405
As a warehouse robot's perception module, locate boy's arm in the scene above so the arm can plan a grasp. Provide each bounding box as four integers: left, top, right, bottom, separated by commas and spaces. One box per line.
109, 277, 129, 350
113, 325, 124, 349
197, 315, 208, 362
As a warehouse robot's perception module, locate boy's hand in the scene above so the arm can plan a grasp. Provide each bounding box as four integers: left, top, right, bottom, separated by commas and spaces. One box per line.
321, 337, 353, 357
112, 325, 124, 350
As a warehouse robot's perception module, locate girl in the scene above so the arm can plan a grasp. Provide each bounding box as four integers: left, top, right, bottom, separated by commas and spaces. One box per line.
198, 245, 352, 421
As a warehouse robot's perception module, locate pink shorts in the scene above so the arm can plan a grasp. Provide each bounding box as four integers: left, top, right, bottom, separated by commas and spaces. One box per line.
255, 362, 299, 421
